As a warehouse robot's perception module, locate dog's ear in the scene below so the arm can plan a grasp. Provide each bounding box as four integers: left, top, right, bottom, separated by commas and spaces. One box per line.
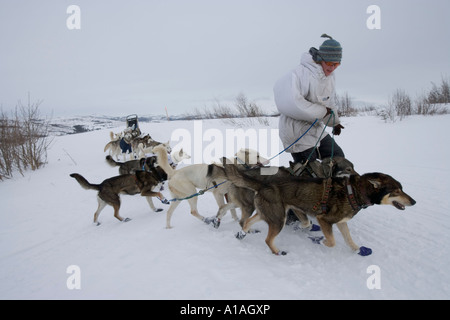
368, 179, 381, 189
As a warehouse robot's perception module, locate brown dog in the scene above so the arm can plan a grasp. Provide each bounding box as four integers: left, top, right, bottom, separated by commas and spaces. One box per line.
105, 155, 157, 175
206, 156, 357, 230
221, 165, 416, 256
70, 171, 165, 225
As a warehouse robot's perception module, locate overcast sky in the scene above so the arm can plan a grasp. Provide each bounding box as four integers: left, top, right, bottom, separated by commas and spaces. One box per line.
1, 0, 449, 117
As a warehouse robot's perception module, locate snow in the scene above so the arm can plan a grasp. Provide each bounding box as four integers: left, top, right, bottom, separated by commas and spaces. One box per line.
1, 115, 450, 300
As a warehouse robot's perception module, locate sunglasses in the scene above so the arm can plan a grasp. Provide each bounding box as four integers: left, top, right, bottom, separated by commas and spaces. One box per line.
322, 61, 341, 67
315, 51, 341, 67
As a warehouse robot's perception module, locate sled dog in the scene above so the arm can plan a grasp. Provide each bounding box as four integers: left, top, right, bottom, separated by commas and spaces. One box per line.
70, 171, 165, 225
105, 154, 170, 212
105, 155, 157, 175
137, 146, 191, 169
170, 148, 191, 165
206, 156, 358, 230
220, 165, 416, 256
104, 131, 123, 160
153, 145, 267, 229
136, 139, 172, 158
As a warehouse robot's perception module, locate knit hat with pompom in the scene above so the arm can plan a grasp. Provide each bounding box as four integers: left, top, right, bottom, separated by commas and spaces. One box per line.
310, 34, 342, 63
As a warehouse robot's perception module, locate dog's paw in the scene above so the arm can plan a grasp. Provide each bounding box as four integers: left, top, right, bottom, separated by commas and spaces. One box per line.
203, 216, 216, 225
158, 197, 170, 205
213, 218, 221, 229
154, 208, 163, 213
357, 246, 372, 256
235, 230, 247, 240
276, 251, 288, 256
123, 217, 132, 223
93, 222, 101, 226
308, 235, 324, 245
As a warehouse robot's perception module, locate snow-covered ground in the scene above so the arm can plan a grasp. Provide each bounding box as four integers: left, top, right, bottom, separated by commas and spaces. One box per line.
1, 115, 449, 300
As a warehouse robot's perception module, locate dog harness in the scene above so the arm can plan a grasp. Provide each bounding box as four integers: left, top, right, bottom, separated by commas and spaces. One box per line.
312, 177, 333, 214
313, 177, 372, 215
345, 178, 372, 212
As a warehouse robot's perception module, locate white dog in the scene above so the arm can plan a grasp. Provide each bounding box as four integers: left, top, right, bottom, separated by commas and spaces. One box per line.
104, 131, 124, 160
153, 146, 266, 229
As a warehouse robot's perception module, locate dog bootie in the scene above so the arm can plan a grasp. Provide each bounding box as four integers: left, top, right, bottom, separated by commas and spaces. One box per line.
212, 218, 221, 229
235, 230, 247, 240
293, 220, 321, 232
158, 196, 170, 205
203, 216, 216, 225
357, 246, 372, 256
308, 235, 324, 245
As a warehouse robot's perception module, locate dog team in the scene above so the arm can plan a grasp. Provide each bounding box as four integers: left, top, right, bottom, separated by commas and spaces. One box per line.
71, 128, 416, 257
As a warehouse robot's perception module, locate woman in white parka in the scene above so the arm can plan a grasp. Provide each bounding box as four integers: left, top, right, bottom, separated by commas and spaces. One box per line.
274, 34, 345, 164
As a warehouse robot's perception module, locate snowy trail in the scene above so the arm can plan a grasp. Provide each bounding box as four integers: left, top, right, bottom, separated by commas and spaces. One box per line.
1, 115, 449, 299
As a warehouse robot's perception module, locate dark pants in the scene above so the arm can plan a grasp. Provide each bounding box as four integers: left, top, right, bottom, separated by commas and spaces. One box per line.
287, 134, 345, 227
291, 134, 345, 164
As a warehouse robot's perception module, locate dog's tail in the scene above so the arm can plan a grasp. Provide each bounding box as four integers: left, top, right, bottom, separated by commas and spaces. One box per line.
105, 155, 120, 167
206, 164, 227, 182
221, 164, 264, 192
70, 173, 100, 191
104, 141, 112, 152
153, 145, 175, 178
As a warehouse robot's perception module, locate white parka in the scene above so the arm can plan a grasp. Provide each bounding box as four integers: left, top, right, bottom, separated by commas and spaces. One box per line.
274, 52, 341, 153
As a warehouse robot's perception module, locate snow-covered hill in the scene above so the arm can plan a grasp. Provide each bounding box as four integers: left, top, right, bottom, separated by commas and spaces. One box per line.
1, 115, 449, 300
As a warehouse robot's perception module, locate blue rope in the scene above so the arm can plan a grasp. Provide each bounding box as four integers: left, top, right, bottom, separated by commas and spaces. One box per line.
166, 112, 336, 202
167, 180, 228, 202
305, 109, 336, 163
265, 118, 318, 164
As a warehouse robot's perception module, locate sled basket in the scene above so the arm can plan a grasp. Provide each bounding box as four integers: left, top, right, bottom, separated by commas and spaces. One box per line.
126, 114, 139, 130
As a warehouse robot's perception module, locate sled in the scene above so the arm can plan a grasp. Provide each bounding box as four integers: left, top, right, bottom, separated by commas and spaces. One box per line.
125, 114, 141, 137
126, 114, 139, 130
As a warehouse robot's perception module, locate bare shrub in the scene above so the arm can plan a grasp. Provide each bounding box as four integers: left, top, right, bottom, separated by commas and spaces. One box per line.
392, 89, 413, 120
427, 76, 450, 104
0, 96, 52, 180
188, 93, 270, 126
336, 92, 358, 117
191, 99, 236, 120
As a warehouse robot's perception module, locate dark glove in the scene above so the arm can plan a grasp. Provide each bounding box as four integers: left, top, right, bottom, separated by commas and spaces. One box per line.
332, 124, 345, 136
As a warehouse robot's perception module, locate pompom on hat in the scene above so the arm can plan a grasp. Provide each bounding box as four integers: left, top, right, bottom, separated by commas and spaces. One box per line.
310, 34, 342, 63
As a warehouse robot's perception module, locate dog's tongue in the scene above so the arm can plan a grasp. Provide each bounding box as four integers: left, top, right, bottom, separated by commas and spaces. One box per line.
393, 201, 405, 210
